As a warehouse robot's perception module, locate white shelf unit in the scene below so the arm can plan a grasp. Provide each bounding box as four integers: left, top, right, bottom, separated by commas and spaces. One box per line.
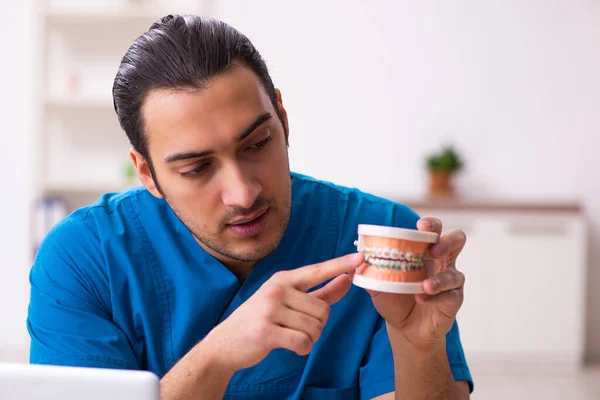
409, 205, 588, 372
45, 9, 185, 26
34, 0, 212, 212
44, 96, 113, 111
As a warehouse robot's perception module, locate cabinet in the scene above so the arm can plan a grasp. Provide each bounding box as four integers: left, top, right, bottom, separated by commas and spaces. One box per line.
406, 202, 587, 369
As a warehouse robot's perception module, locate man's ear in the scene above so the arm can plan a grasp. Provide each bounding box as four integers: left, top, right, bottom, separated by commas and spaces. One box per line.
275, 88, 289, 142
129, 147, 163, 199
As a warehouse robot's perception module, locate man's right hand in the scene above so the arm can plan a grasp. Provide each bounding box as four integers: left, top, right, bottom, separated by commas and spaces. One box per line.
202, 252, 365, 373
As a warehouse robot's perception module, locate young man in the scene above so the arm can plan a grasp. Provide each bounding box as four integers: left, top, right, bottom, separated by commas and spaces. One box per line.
27, 15, 473, 399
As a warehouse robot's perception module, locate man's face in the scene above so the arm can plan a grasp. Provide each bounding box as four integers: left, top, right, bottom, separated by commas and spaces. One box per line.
136, 65, 292, 267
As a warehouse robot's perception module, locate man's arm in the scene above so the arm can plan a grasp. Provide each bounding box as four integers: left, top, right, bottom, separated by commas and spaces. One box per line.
382, 328, 470, 400
373, 383, 469, 400
160, 336, 235, 400
359, 318, 471, 400
365, 216, 473, 399
159, 253, 364, 400
28, 221, 141, 370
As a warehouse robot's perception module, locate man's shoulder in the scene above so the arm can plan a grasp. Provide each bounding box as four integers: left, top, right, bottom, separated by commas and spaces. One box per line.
39, 186, 152, 249
73, 185, 149, 218
291, 172, 420, 227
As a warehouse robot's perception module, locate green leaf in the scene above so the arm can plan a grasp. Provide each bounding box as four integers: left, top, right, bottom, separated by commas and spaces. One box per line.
425, 145, 464, 172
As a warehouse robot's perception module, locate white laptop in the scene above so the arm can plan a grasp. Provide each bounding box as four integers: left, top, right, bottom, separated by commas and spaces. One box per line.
0, 363, 160, 400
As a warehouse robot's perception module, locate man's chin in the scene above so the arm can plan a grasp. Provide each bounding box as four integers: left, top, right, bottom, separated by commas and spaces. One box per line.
227, 242, 278, 263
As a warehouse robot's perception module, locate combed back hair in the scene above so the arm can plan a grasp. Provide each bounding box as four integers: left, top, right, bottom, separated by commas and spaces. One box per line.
112, 14, 285, 165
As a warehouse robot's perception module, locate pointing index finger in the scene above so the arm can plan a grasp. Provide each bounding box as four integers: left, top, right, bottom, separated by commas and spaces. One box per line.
292, 253, 364, 292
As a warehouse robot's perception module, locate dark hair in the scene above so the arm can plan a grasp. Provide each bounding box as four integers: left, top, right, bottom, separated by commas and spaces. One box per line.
112, 14, 285, 168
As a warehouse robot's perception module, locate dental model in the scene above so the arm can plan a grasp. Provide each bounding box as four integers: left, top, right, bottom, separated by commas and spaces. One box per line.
352, 224, 439, 294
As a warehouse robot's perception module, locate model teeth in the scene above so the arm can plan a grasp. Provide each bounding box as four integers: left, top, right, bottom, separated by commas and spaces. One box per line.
365, 257, 424, 272
353, 242, 424, 262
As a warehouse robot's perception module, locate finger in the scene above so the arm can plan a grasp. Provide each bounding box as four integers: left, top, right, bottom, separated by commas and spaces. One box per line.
348, 269, 355, 282
414, 289, 463, 320
429, 229, 467, 260
423, 269, 465, 295
275, 308, 324, 344
284, 288, 331, 324
308, 274, 352, 305
417, 217, 443, 235
291, 253, 364, 291
268, 325, 314, 356
415, 293, 428, 303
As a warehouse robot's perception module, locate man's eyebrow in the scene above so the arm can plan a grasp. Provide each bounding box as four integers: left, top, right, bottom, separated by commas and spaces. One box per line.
236, 112, 273, 142
164, 112, 273, 164
164, 149, 214, 163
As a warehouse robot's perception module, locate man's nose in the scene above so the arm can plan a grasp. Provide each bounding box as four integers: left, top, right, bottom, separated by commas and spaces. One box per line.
221, 167, 262, 210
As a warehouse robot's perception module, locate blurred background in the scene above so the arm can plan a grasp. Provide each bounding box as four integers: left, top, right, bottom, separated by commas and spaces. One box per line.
1, 0, 599, 398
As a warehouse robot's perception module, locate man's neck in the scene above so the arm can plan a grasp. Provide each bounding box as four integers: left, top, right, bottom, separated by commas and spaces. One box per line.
226, 262, 256, 284
209, 251, 257, 283
193, 236, 259, 283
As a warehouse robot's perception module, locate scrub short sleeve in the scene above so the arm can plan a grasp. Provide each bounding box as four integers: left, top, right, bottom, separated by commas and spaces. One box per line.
27, 218, 139, 370
358, 317, 396, 399
358, 318, 474, 398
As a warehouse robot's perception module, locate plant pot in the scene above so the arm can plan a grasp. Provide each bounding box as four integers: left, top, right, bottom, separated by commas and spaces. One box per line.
428, 170, 454, 198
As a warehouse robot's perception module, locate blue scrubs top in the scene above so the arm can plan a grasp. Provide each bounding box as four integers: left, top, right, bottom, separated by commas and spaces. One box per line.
28, 172, 473, 399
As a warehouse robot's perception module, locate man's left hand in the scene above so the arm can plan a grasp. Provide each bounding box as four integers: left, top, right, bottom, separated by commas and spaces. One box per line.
367, 217, 466, 350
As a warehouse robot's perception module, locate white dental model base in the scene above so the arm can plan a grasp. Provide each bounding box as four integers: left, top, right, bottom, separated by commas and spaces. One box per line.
352, 273, 426, 294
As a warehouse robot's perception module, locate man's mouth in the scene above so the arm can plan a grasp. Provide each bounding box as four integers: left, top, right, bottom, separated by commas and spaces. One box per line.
228, 207, 269, 226
226, 207, 270, 238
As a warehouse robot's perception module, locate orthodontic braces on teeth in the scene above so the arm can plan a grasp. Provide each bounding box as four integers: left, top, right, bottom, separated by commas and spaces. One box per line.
353, 240, 425, 272
366, 258, 423, 272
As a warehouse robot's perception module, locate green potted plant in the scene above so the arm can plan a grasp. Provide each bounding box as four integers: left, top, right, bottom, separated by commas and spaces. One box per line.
425, 145, 464, 197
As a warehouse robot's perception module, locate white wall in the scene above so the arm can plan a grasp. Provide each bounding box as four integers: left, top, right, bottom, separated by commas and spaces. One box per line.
213, 0, 600, 358
1, 0, 599, 363
0, 0, 35, 362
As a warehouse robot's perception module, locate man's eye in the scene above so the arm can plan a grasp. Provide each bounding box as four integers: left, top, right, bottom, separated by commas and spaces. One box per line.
180, 163, 210, 179
247, 136, 272, 151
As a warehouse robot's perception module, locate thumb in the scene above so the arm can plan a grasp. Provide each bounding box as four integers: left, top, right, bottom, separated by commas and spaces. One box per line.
309, 274, 352, 305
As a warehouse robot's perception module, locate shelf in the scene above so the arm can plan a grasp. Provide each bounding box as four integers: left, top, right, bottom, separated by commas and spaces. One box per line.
41, 182, 143, 214
44, 181, 141, 196
45, 96, 114, 111
34, 1, 211, 245
393, 197, 583, 213
44, 9, 194, 27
